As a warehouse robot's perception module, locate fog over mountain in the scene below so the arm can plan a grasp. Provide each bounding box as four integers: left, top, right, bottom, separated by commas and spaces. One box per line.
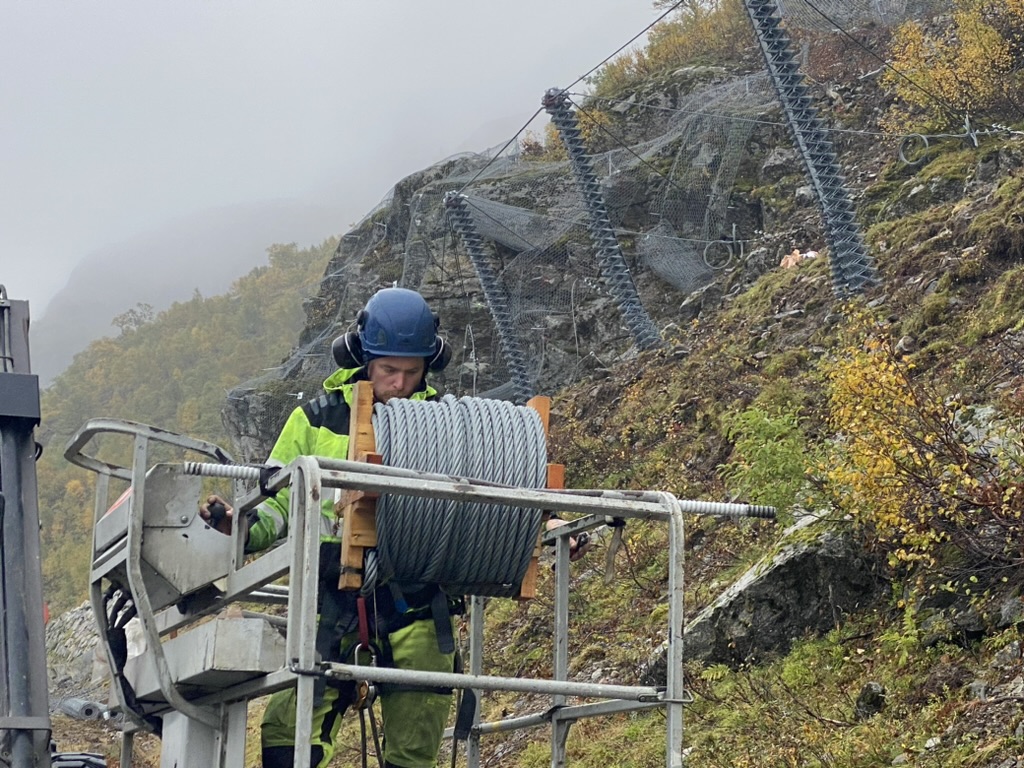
1, 1, 658, 382
28, 197, 342, 384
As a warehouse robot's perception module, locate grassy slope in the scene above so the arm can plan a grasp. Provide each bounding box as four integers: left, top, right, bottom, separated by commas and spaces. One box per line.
52, 17, 1024, 767
460, 132, 1024, 767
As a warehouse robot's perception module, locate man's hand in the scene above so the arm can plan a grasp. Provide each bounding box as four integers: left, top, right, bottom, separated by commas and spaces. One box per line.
545, 518, 593, 562
103, 585, 137, 671
199, 495, 234, 536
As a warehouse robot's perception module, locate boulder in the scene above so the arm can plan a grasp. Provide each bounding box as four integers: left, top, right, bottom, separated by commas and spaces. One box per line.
641, 516, 883, 683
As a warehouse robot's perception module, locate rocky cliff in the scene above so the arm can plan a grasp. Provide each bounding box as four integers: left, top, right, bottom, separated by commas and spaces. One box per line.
220, 65, 827, 463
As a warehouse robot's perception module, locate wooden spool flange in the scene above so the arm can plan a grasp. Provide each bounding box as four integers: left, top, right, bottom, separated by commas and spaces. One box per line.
337, 380, 380, 590
335, 382, 564, 599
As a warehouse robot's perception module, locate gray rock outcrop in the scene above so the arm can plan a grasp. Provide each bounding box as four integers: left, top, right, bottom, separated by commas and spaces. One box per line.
642, 516, 883, 683
45, 602, 107, 707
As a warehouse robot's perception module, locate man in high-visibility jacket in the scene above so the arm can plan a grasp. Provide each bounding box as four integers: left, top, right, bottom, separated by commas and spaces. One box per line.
202, 287, 587, 768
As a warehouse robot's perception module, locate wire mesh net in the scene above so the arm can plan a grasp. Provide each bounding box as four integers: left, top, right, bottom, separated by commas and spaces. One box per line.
224, 1, 948, 459
777, 0, 945, 29
223, 72, 780, 453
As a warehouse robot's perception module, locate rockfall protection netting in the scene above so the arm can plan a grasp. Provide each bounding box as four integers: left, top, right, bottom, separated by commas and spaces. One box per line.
409, 72, 778, 372
227, 0, 951, 449
777, 0, 945, 29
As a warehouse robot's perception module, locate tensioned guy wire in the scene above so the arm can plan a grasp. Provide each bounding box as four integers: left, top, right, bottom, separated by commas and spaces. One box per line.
370, 395, 548, 598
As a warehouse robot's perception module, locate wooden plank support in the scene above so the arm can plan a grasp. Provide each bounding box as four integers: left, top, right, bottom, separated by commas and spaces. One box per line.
338, 380, 378, 590
521, 395, 565, 600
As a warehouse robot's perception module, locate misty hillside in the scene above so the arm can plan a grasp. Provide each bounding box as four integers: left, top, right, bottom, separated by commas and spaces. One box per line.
35, 239, 335, 611
42, 2, 1024, 766
30, 197, 342, 385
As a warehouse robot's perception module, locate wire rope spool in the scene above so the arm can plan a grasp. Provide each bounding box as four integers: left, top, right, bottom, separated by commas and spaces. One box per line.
370, 394, 548, 597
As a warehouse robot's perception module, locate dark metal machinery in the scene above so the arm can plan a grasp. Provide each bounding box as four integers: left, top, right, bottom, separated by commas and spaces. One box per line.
0, 285, 51, 767
0, 286, 103, 768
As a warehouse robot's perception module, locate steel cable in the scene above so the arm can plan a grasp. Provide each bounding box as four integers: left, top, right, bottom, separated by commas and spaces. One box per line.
542, 89, 664, 350
371, 395, 547, 597
444, 192, 534, 404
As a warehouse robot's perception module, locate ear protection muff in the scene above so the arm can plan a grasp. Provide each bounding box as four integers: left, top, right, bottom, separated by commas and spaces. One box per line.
425, 312, 451, 372
332, 306, 452, 371
426, 336, 452, 372
331, 332, 365, 368
332, 331, 450, 370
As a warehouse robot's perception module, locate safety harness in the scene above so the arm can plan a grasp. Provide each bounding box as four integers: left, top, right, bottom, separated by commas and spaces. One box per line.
311, 542, 478, 765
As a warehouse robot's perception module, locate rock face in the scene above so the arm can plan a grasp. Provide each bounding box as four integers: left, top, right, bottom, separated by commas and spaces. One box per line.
45, 602, 106, 707
855, 681, 887, 720
642, 517, 883, 683
686, 520, 882, 665
218, 70, 809, 463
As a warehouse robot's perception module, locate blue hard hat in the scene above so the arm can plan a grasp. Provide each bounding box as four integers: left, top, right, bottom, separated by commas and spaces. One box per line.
358, 288, 439, 359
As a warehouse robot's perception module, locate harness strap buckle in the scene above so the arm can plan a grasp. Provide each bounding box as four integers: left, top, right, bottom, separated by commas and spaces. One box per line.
351, 638, 379, 709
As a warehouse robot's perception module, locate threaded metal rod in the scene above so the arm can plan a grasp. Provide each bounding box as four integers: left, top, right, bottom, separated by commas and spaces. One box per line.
444, 192, 534, 404
744, 0, 879, 296
542, 88, 664, 350
183, 461, 775, 521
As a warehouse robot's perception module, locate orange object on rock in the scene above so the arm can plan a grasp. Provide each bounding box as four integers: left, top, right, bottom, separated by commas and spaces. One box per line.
780, 249, 802, 268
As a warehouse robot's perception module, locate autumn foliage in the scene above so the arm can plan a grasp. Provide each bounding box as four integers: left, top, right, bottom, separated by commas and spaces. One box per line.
821, 309, 1024, 590
37, 240, 335, 611
883, 0, 1024, 131
521, 108, 615, 161
589, 0, 754, 98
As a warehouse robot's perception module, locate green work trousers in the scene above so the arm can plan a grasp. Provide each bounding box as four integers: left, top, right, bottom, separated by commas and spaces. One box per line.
261, 615, 456, 768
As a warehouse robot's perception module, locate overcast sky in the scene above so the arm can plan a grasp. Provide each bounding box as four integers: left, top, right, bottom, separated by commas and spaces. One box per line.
0, 1, 659, 316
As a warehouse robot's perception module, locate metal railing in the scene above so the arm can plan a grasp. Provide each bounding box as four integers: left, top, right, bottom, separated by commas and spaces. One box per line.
66, 418, 768, 768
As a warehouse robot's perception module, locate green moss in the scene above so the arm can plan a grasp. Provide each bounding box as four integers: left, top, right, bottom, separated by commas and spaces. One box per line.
903, 293, 951, 337
750, 173, 804, 217
965, 175, 1024, 261
910, 338, 955, 368
866, 210, 936, 253
762, 348, 809, 378
860, 178, 907, 222
914, 146, 975, 185
720, 264, 803, 325
962, 265, 1024, 344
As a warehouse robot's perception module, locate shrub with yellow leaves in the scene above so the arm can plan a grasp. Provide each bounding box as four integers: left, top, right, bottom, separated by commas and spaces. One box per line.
822, 307, 1024, 591
590, 0, 753, 99
882, 0, 1024, 132
521, 107, 616, 162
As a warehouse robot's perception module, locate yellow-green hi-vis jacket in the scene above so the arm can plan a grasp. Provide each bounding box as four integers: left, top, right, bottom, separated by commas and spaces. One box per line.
246, 366, 437, 553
